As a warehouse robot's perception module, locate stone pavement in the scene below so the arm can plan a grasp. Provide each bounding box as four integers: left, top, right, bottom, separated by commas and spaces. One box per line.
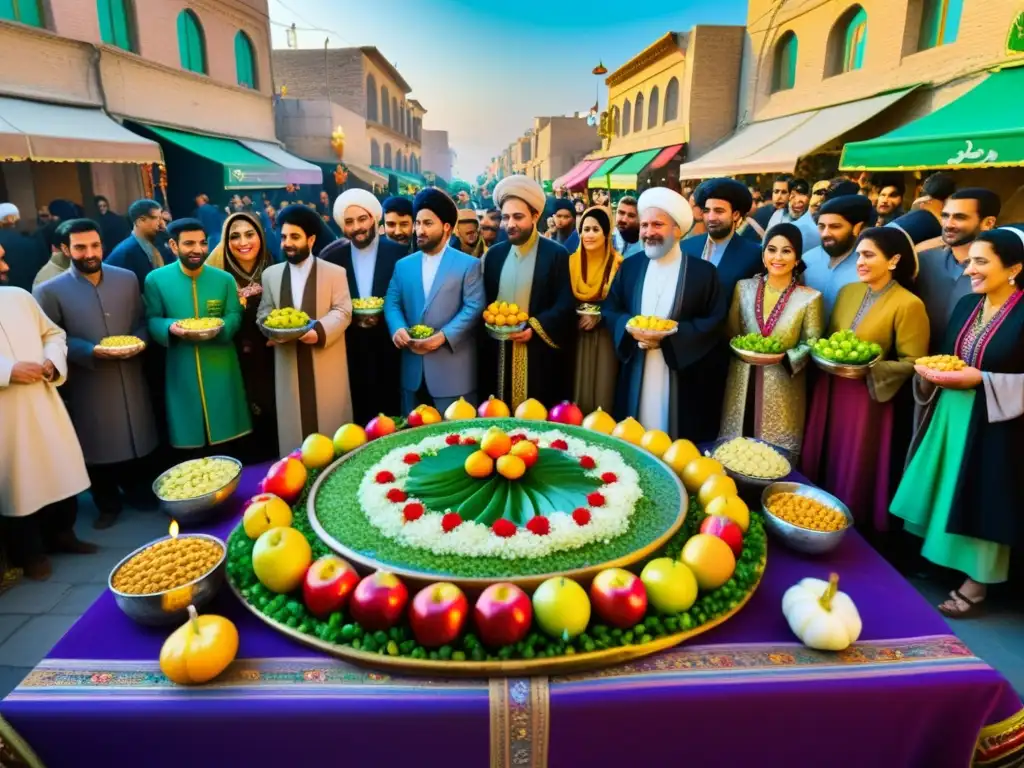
1, 498, 1023, 699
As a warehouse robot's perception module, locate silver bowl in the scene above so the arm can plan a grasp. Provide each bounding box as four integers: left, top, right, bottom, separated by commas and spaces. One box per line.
761, 481, 853, 555
730, 344, 785, 366
153, 456, 243, 525
810, 351, 879, 380
352, 306, 384, 316
173, 322, 223, 342
485, 321, 527, 341
98, 341, 146, 359
108, 533, 227, 626
710, 437, 793, 497
259, 319, 315, 343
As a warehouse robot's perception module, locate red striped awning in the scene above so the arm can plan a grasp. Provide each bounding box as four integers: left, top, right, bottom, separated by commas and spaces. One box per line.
648, 144, 685, 170
557, 158, 605, 191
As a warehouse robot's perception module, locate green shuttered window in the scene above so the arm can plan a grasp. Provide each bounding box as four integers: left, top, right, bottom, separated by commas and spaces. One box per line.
0, 0, 43, 27
177, 9, 207, 75
97, 0, 133, 51
772, 31, 798, 92
235, 30, 257, 88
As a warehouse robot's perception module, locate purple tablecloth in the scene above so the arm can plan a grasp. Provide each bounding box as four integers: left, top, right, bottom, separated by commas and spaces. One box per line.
3, 464, 1022, 768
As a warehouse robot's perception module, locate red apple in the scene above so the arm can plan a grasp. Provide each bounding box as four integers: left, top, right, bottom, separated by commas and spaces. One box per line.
288, 449, 303, 460
699, 515, 744, 558
365, 413, 397, 441
302, 555, 359, 618
349, 571, 408, 630
590, 567, 648, 629
262, 457, 308, 504
407, 409, 424, 428
410, 582, 469, 648
549, 401, 584, 426
509, 439, 539, 468
474, 583, 532, 649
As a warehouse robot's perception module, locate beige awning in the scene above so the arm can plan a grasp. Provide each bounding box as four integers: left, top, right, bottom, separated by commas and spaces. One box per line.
0, 96, 162, 164
678, 88, 914, 178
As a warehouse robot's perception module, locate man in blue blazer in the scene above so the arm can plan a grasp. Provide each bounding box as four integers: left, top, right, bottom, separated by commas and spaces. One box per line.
105, 198, 167, 291
385, 188, 486, 414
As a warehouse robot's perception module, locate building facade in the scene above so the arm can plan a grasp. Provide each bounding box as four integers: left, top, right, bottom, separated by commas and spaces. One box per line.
421, 129, 453, 183
524, 117, 602, 184
0, 0, 278, 221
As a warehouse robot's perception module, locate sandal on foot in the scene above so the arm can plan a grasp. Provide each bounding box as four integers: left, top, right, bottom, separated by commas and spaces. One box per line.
937, 589, 985, 618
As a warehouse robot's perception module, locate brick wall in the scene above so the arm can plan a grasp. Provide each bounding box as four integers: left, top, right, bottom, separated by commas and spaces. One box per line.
422, 129, 452, 180
540, 117, 601, 181
273, 49, 367, 115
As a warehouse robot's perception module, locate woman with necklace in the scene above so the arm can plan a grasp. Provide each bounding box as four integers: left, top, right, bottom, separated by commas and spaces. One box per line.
570, 206, 623, 414
892, 228, 1024, 617
720, 223, 823, 455
801, 227, 929, 530
208, 212, 279, 462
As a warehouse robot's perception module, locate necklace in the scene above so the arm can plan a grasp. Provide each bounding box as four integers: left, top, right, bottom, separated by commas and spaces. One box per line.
755, 275, 797, 336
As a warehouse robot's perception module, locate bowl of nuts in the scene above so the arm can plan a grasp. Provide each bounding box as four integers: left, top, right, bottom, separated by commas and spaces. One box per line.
153, 456, 242, 524
108, 526, 226, 626
761, 482, 853, 555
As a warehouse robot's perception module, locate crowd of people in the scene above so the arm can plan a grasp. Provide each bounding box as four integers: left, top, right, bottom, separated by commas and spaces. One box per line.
1, 170, 1021, 621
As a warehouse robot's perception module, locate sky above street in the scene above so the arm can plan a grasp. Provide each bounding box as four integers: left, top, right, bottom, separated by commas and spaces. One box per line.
268, 0, 747, 179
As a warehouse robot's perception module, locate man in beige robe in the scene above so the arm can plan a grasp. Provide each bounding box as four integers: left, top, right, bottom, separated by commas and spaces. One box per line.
258, 205, 352, 456
0, 252, 95, 580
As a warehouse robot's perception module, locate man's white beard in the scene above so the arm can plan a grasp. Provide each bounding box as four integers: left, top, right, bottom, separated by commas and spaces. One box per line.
644, 238, 676, 260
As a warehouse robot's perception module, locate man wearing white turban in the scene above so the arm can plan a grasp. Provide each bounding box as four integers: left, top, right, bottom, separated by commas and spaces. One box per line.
480, 176, 577, 408
603, 187, 727, 440
320, 189, 404, 422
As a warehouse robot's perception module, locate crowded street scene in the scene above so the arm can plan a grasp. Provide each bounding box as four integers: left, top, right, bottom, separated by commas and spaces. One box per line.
2, 0, 1024, 766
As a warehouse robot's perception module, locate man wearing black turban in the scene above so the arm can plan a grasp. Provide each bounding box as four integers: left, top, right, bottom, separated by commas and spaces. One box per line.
802, 194, 875, 317
383, 187, 486, 414
550, 198, 579, 253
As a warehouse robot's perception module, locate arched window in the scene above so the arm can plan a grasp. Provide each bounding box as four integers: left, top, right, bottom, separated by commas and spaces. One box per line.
917, 0, 962, 50
383, 143, 392, 169
234, 31, 257, 88
410, 154, 419, 174
396, 150, 404, 172
771, 31, 798, 92
177, 9, 206, 74
663, 77, 679, 122
370, 139, 381, 167
827, 5, 867, 76
366, 75, 378, 121
622, 99, 632, 136
633, 93, 644, 133
611, 106, 620, 136
391, 98, 398, 131
1, 0, 43, 26
381, 86, 391, 126
97, 0, 133, 51
647, 86, 660, 129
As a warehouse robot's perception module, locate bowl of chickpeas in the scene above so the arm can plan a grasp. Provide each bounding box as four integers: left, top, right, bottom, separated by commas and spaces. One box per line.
761, 482, 853, 555
108, 533, 226, 626
153, 456, 243, 524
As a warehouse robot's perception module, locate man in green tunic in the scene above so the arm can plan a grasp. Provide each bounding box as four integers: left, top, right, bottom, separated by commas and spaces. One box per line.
144, 218, 251, 456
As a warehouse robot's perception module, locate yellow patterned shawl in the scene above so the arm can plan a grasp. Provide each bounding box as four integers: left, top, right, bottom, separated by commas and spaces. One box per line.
569, 206, 622, 302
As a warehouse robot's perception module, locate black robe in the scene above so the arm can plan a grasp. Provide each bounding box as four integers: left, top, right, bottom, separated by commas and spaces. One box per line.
480, 236, 576, 408
320, 237, 403, 422
910, 294, 1024, 547
602, 252, 727, 442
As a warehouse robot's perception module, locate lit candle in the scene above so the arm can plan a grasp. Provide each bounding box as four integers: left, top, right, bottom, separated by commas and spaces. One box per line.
169, 519, 180, 539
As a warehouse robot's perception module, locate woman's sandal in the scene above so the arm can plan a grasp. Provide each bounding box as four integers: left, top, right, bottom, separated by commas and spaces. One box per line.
937, 589, 985, 619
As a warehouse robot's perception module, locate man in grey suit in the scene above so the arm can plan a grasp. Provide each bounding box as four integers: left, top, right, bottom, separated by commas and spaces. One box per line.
385, 188, 486, 414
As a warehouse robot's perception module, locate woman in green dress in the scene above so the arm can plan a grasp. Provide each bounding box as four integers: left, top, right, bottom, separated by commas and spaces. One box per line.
720, 223, 824, 456
891, 227, 1024, 617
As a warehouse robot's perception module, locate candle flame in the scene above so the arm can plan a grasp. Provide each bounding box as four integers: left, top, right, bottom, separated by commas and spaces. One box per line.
169, 520, 179, 539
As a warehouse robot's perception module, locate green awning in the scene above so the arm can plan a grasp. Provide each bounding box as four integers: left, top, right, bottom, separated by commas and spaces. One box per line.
587, 155, 629, 188
145, 125, 288, 188
840, 67, 1024, 171
607, 148, 662, 190
371, 166, 426, 190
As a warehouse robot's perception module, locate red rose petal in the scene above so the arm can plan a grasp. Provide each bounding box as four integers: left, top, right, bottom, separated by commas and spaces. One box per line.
461, 437, 478, 446
579, 455, 596, 470
551, 439, 568, 450
510, 434, 526, 445
572, 508, 592, 526
442, 512, 462, 532
492, 519, 517, 538
386, 488, 408, 503
375, 470, 395, 484
526, 516, 550, 536
403, 453, 421, 465
586, 492, 605, 507
403, 503, 424, 521
445, 434, 461, 446
601, 472, 618, 484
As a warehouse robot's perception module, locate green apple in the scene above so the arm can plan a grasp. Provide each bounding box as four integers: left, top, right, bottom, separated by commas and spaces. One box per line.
242, 493, 293, 540
252, 526, 312, 594
531, 577, 590, 639
640, 558, 698, 614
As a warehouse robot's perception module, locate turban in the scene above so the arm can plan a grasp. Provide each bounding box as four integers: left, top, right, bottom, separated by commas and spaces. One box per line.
823, 180, 860, 201
457, 208, 479, 225
694, 178, 752, 215
637, 187, 693, 237
818, 194, 874, 226
0, 203, 19, 219
414, 187, 459, 229
382, 195, 413, 218
789, 178, 810, 195
334, 189, 382, 226
493, 176, 546, 215
552, 198, 575, 215
886, 209, 941, 246
811, 180, 830, 195
763, 222, 803, 258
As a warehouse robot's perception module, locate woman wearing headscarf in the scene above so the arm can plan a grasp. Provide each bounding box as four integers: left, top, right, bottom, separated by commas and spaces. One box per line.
720, 223, 824, 455
570, 206, 623, 414
208, 212, 279, 462
892, 227, 1024, 617
801, 227, 930, 531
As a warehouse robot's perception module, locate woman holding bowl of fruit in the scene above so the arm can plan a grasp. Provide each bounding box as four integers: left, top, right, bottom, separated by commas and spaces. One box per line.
569, 206, 623, 414
891, 227, 1024, 617
208, 211, 279, 462
801, 227, 929, 531
720, 223, 824, 456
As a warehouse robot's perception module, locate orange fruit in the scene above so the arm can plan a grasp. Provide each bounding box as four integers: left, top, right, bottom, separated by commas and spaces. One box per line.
496, 454, 526, 480
481, 427, 512, 459
640, 430, 672, 457
705, 495, 750, 533
680, 534, 736, 591
612, 417, 645, 445
483, 311, 495, 324
464, 450, 495, 478
495, 314, 507, 326
662, 439, 701, 476
680, 457, 725, 494
516, 312, 529, 323
582, 407, 616, 435
698, 474, 738, 508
